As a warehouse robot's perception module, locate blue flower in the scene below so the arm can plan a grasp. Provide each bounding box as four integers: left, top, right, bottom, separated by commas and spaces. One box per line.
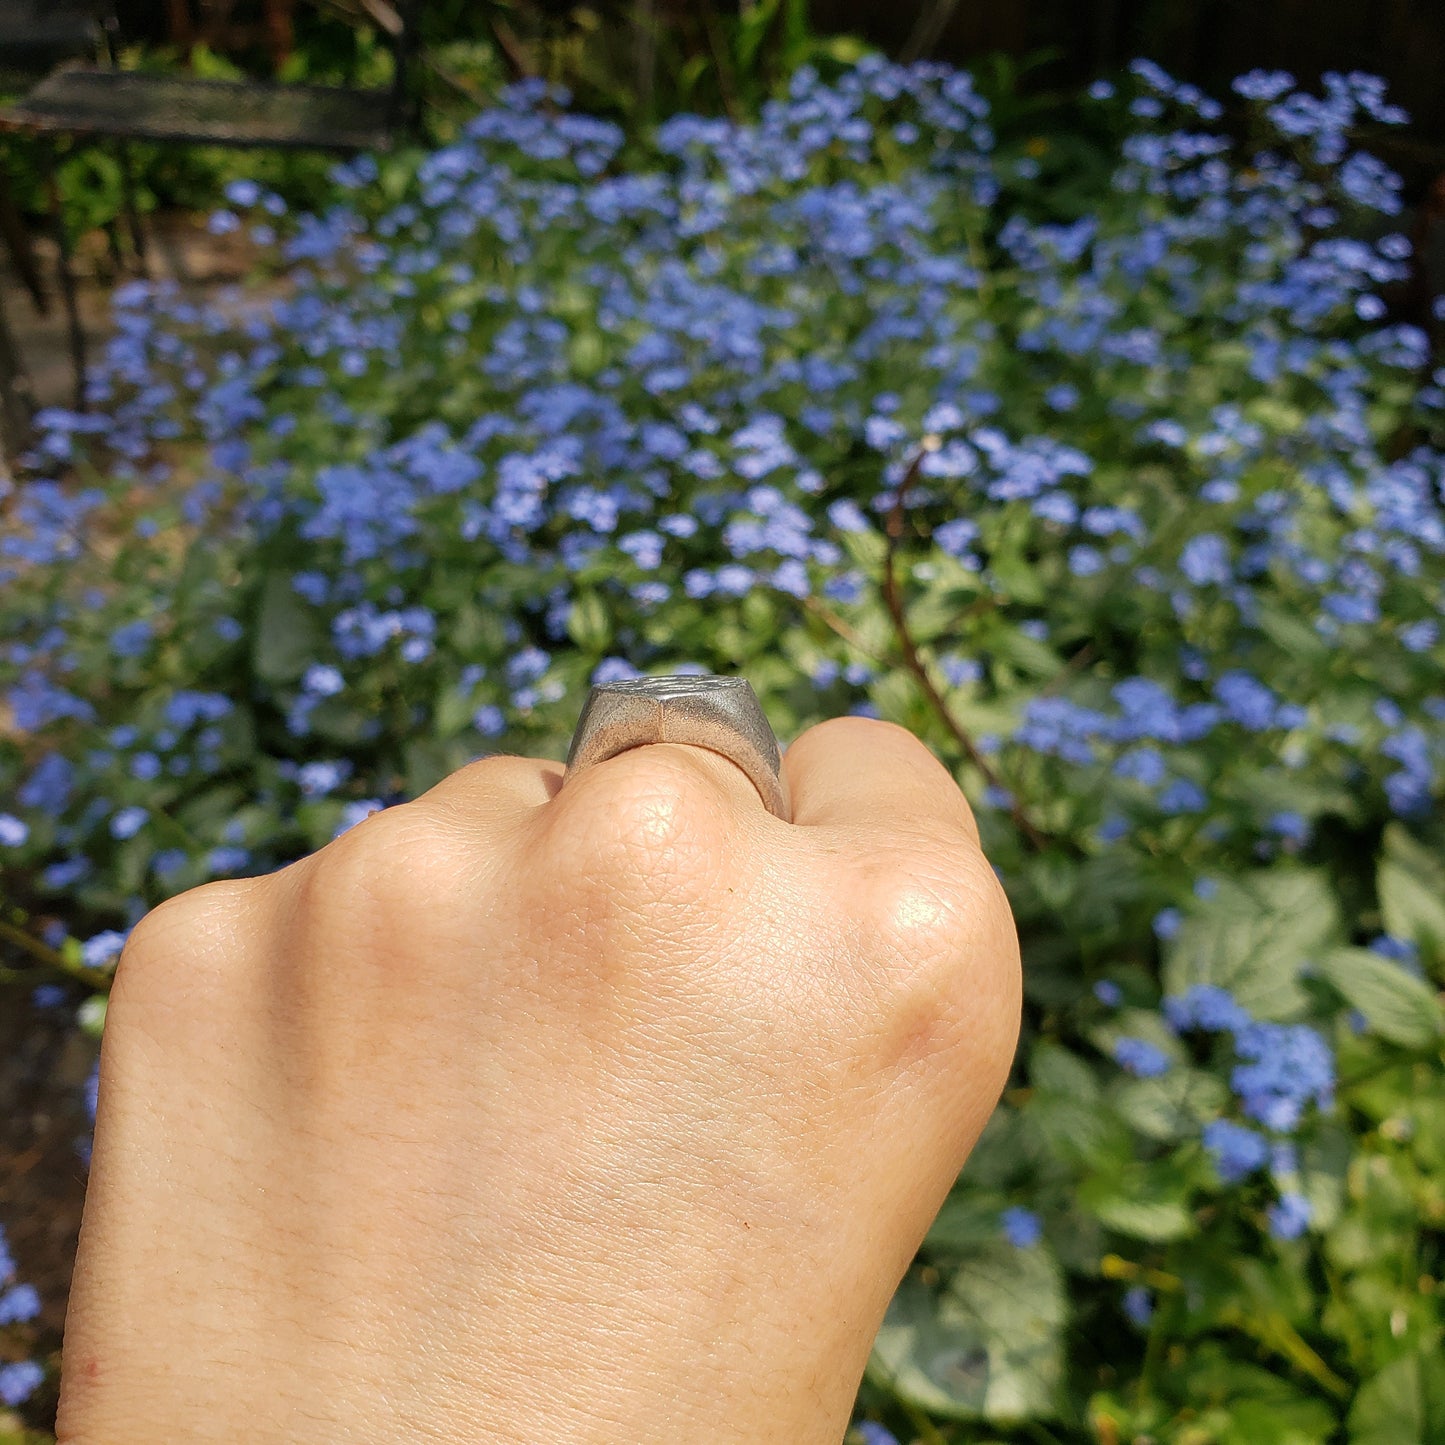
1114, 746, 1167, 785
1214, 672, 1280, 731
1203, 1119, 1269, 1183
1094, 980, 1123, 1007
334, 799, 385, 837
130, 752, 162, 781
1231, 1023, 1334, 1132
1158, 779, 1206, 813
592, 657, 640, 685
0, 813, 29, 847
152, 848, 187, 878
110, 618, 154, 657
1400, 620, 1438, 653
1164, 985, 1250, 1034
1266, 811, 1309, 844
297, 760, 352, 797
854, 1425, 900, 1445
1113, 1037, 1171, 1078
303, 663, 345, 697
940, 655, 982, 688
207, 846, 251, 875
223, 177, 262, 208
1267, 1192, 1312, 1240
0, 1360, 44, 1407
1179, 533, 1231, 586
1338, 153, 1402, 214
110, 805, 149, 840
0, 1283, 41, 1325
81, 930, 128, 969
1270, 1141, 1299, 1179
1000, 1206, 1042, 1248
165, 690, 233, 730
1368, 935, 1420, 971
474, 704, 506, 737
1152, 907, 1183, 941
1233, 69, 1296, 101
1122, 1286, 1153, 1327
42, 857, 91, 890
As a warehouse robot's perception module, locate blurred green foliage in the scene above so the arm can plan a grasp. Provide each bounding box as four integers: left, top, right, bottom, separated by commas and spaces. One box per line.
3, 40, 1445, 1445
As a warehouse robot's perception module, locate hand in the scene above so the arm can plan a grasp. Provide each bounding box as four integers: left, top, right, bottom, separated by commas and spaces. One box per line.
56, 717, 1020, 1444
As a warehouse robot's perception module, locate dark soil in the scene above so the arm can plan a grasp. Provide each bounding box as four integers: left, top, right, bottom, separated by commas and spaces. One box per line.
0, 985, 95, 1435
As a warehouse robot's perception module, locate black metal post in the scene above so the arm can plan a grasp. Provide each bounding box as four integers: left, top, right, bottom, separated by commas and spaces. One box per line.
0, 280, 36, 460
116, 140, 149, 275
44, 144, 86, 412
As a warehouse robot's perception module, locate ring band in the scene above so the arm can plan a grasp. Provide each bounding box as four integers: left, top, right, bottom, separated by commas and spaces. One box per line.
563, 674, 792, 823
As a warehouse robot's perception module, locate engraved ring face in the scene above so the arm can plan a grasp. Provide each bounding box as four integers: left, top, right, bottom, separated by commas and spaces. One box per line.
562, 674, 792, 822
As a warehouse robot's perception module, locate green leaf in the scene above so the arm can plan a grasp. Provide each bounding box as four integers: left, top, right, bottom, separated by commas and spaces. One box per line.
986, 620, 1060, 677
1349, 1349, 1445, 1445
1027, 1042, 1132, 1169
1030, 1041, 1100, 1101
1079, 1160, 1195, 1242
925, 1192, 1009, 1254
252, 570, 325, 684
1255, 598, 1331, 662
1111, 1067, 1229, 1143
1162, 868, 1341, 1021
403, 736, 474, 798
434, 682, 478, 739
868, 1243, 1065, 1423
1378, 824, 1445, 958
566, 591, 613, 652
1224, 1395, 1339, 1445
1297, 1126, 1351, 1233
1313, 948, 1445, 1049
1028, 1090, 1131, 1170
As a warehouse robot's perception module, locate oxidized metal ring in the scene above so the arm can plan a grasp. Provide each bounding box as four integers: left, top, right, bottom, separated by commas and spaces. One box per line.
563, 674, 792, 823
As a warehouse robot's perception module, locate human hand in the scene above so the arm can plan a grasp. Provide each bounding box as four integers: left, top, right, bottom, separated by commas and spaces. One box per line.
56, 717, 1020, 1444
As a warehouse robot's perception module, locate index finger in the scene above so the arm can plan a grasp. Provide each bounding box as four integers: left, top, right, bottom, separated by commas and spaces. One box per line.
781, 716, 981, 846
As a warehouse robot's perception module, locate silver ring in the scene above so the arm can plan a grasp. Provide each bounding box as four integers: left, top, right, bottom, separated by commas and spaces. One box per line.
563, 674, 792, 822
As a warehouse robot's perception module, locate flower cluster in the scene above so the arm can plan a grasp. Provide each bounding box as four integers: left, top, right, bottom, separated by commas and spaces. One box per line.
1, 55, 1442, 1440
0, 1223, 44, 1408
1168, 984, 1332, 1238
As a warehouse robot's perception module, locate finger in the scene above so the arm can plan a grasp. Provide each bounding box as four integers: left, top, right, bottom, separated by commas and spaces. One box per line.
548, 741, 772, 823
412, 752, 566, 826
782, 716, 980, 846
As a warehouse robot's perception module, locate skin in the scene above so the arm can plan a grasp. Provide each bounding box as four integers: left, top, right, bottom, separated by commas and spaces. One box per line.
56, 716, 1021, 1443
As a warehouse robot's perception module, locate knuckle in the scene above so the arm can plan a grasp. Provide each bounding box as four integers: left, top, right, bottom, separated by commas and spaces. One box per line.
297, 805, 469, 933
109, 878, 260, 1013
120, 878, 250, 960
552, 750, 738, 889
858, 842, 1018, 1021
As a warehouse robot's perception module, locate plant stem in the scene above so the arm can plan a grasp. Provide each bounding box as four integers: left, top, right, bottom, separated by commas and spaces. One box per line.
880, 449, 1051, 852
898, 1398, 949, 1445
800, 594, 886, 663
0, 916, 109, 988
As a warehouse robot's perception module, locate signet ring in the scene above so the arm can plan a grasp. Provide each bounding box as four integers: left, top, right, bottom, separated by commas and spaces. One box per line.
562, 674, 792, 823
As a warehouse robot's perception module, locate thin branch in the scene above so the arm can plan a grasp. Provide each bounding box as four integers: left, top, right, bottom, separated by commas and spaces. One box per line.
1039, 641, 1096, 697
881, 450, 1051, 852
425, 54, 487, 105
488, 15, 534, 81
0, 916, 110, 988
899, 0, 962, 64
800, 594, 886, 663
700, 5, 743, 125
